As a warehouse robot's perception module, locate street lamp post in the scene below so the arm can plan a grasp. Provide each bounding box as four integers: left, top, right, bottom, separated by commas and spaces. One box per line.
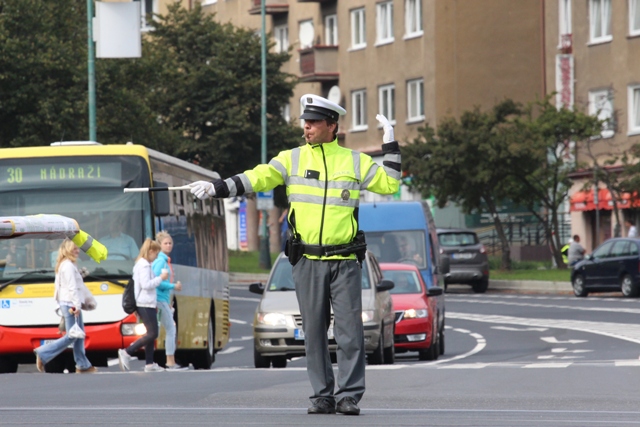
87, 0, 97, 141
258, 0, 271, 270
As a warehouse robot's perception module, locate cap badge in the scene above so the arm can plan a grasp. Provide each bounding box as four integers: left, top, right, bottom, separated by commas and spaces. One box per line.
307, 97, 313, 104
341, 189, 350, 201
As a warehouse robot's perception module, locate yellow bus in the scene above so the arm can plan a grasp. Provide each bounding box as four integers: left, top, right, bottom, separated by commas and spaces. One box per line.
0, 142, 230, 373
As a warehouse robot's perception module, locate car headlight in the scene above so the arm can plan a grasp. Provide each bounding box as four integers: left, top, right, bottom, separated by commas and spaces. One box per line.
361, 310, 375, 323
121, 322, 147, 336
403, 308, 428, 319
257, 312, 289, 327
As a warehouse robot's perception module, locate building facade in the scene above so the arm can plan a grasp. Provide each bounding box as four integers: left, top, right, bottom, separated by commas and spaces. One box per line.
547, 0, 640, 250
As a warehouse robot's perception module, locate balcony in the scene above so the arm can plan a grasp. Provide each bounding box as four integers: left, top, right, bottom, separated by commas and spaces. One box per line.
299, 46, 339, 82
249, 0, 288, 15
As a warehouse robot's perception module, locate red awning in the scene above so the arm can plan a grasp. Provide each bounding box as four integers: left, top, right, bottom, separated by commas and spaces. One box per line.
570, 189, 640, 212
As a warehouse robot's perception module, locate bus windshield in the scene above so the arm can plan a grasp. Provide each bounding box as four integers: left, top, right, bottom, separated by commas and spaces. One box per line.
0, 155, 152, 282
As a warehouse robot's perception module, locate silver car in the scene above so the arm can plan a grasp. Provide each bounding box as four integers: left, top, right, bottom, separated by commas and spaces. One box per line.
249, 251, 395, 368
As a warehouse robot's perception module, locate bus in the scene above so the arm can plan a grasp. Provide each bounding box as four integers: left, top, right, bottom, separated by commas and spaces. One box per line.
0, 142, 230, 373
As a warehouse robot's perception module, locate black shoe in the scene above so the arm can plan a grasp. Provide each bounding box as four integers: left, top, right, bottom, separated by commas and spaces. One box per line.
307, 398, 336, 414
336, 397, 360, 415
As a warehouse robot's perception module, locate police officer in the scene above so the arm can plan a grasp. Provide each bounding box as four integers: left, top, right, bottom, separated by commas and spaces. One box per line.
189, 94, 400, 416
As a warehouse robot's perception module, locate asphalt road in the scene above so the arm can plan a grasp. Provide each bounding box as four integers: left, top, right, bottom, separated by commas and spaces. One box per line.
4, 285, 640, 426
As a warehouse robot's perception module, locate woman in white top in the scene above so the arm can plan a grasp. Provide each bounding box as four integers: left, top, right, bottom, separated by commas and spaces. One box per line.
117, 238, 168, 372
34, 240, 96, 373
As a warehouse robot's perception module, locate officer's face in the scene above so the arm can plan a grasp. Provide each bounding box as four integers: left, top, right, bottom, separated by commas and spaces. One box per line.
303, 119, 336, 144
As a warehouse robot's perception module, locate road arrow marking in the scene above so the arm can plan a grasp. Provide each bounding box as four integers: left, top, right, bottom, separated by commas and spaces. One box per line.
541, 337, 587, 344
551, 348, 592, 353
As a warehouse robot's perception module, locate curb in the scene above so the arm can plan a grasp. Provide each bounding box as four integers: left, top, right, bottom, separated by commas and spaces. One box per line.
228, 273, 573, 294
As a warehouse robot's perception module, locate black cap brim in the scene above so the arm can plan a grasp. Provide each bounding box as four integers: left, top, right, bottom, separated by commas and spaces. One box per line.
300, 111, 331, 120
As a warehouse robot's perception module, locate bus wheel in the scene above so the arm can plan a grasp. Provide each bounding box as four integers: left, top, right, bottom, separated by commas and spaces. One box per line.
191, 308, 215, 370
0, 356, 18, 374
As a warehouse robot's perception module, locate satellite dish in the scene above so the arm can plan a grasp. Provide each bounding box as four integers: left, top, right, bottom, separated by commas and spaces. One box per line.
328, 86, 341, 105
299, 21, 315, 49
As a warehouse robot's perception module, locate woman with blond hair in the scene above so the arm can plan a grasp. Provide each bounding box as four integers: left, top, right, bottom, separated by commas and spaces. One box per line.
117, 238, 168, 372
152, 231, 184, 370
34, 239, 96, 373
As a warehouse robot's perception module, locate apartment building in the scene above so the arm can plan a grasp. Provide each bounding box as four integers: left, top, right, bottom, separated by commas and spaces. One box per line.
548, 0, 640, 249
200, 0, 544, 154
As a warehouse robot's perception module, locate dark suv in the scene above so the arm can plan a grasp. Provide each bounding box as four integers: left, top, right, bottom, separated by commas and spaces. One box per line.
436, 228, 489, 293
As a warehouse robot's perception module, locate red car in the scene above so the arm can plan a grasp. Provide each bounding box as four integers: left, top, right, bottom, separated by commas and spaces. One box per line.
379, 263, 444, 361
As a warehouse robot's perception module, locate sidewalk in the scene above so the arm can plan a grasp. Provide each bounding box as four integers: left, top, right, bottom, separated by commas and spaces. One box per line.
229, 272, 573, 294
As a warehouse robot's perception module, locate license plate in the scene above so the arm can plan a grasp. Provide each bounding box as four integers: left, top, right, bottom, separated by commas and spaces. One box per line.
453, 253, 473, 260
294, 328, 334, 340
40, 339, 72, 348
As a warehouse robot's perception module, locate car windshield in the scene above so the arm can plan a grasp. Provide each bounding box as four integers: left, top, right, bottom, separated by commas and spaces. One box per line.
382, 270, 422, 294
266, 256, 371, 291
438, 232, 478, 247
363, 231, 426, 269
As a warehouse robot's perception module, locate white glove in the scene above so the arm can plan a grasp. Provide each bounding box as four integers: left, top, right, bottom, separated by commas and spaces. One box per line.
376, 114, 394, 143
80, 267, 89, 278
189, 180, 216, 200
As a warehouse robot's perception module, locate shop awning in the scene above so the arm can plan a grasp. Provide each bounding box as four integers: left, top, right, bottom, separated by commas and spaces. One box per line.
570, 189, 639, 212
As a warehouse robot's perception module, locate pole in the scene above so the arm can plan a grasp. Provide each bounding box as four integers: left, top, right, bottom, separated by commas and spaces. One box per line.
87, 0, 97, 141
258, 0, 271, 270
594, 167, 600, 247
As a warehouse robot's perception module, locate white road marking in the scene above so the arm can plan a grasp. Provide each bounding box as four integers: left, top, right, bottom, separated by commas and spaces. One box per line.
449, 296, 640, 315
537, 355, 584, 360
492, 326, 548, 332
230, 318, 248, 325
551, 348, 592, 354
541, 337, 587, 344
230, 296, 260, 302
217, 346, 243, 355
107, 358, 119, 367
523, 362, 572, 368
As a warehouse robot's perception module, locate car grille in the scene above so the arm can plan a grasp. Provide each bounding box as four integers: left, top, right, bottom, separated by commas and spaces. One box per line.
285, 338, 337, 346
293, 314, 334, 328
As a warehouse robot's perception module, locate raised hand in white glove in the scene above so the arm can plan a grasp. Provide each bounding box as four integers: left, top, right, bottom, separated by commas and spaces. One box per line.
189, 180, 216, 200
376, 114, 394, 143
80, 267, 90, 278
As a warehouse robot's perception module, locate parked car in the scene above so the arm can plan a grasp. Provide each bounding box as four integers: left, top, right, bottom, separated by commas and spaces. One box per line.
380, 263, 444, 360
249, 251, 396, 368
571, 237, 640, 298
436, 228, 489, 293
359, 201, 448, 352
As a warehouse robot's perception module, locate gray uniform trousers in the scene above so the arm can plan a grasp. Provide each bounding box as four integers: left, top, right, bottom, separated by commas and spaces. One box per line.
292, 256, 365, 404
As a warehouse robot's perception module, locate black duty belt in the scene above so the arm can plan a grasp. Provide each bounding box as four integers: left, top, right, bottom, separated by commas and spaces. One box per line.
302, 243, 354, 257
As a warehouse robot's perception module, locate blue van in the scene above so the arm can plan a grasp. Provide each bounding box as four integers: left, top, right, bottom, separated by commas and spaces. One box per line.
359, 201, 448, 355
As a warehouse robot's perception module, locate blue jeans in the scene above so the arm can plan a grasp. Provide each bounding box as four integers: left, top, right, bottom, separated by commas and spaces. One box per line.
35, 303, 92, 370
125, 306, 158, 365
157, 301, 176, 356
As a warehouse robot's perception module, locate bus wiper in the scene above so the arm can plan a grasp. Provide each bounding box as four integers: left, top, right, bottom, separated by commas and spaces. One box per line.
84, 273, 128, 288
0, 269, 54, 292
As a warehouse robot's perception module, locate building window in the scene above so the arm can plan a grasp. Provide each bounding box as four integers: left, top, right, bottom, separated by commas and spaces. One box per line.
379, 85, 396, 125
407, 79, 424, 122
405, 0, 423, 37
589, 0, 612, 43
350, 8, 366, 49
351, 89, 367, 131
274, 24, 289, 53
325, 14, 338, 45
376, 1, 394, 45
281, 103, 290, 123
299, 20, 314, 49
135, 0, 157, 31
629, 85, 640, 134
630, 0, 640, 36
559, 0, 572, 40
588, 90, 614, 138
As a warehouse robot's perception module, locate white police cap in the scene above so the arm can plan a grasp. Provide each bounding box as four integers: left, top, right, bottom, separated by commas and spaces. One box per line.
299, 94, 347, 121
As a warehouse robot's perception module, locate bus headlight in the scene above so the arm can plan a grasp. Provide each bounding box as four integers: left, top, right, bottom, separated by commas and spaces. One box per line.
403, 309, 428, 319
257, 312, 288, 327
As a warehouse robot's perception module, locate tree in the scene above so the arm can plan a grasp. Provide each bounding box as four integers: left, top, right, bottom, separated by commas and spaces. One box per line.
403, 100, 525, 270
504, 96, 601, 268
144, 3, 301, 178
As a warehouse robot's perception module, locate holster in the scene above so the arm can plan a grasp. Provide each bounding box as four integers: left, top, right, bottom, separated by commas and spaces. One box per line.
353, 230, 367, 265
285, 233, 304, 266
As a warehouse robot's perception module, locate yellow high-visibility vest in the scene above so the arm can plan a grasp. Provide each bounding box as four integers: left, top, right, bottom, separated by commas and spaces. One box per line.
71, 230, 108, 263
216, 139, 401, 260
